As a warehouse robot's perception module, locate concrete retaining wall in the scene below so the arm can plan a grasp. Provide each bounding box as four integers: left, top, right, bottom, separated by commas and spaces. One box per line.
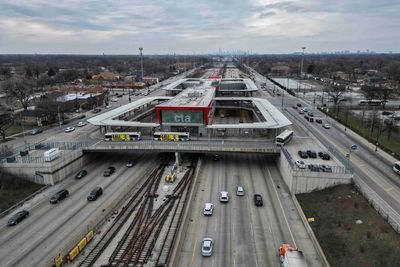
1, 150, 87, 185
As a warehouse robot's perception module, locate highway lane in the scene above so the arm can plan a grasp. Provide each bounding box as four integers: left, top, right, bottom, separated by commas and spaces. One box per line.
177, 154, 294, 267
0, 152, 160, 267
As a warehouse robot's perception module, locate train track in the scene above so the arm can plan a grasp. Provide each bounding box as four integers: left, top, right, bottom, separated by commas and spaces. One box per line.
109, 161, 196, 267
78, 158, 196, 267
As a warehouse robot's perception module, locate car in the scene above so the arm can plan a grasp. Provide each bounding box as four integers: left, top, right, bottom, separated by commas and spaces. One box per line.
103, 166, 116, 176
203, 203, 213, 216
87, 186, 103, 201
292, 105, 298, 109
219, 191, 229, 203
254, 194, 263, 206
77, 114, 86, 119
126, 160, 136, 168
315, 118, 323, 124
50, 189, 69, 204
77, 121, 87, 127
31, 128, 43, 135
7, 210, 29, 226
307, 150, 317, 158
92, 108, 101, 113
296, 103, 302, 107
65, 127, 75, 133
307, 112, 314, 117
75, 170, 87, 179
201, 238, 213, 257
298, 150, 308, 159
110, 98, 118, 102
298, 109, 304, 114
105, 105, 111, 109
319, 164, 333, 173
322, 124, 331, 129
295, 160, 306, 169
308, 164, 320, 172
212, 155, 220, 161
318, 152, 331, 160
236, 186, 245, 196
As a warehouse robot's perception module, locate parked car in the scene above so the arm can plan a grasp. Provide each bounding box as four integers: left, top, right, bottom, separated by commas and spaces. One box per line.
318, 152, 331, 160
298, 150, 308, 159
315, 118, 323, 124
203, 203, 214, 216
254, 194, 263, 206
7, 210, 29, 226
319, 164, 333, 173
77, 114, 86, 119
65, 127, 75, 133
92, 108, 101, 113
236, 186, 245, 196
77, 121, 87, 127
126, 160, 136, 168
295, 160, 306, 169
31, 128, 43, 135
307, 112, 314, 117
308, 164, 320, 172
322, 124, 331, 129
296, 103, 302, 107
307, 150, 317, 158
298, 109, 304, 114
103, 166, 116, 176
87, 186, 103, 201
219, 191, 229, 203
201, 238, 213, 257
50, 189, 69, 204
111, 98, 118, 102
75, 170, 87, 179
212, 155, 220, 161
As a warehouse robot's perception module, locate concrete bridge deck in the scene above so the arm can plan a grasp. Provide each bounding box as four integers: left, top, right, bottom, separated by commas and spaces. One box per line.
83, 140, 280, 154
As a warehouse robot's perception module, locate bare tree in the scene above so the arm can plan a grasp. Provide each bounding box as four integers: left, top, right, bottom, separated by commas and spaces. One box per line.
326, 84, 346, 116
4, 79, 34, 110
0, 105, 14, 141
361, 85, 378, 101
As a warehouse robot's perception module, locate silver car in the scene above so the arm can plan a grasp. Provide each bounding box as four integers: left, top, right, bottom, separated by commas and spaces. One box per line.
201, 238, 213, 256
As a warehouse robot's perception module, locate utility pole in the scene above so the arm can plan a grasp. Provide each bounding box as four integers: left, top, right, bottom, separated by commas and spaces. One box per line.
139, 47, 144, 81
300, 47, 306, 77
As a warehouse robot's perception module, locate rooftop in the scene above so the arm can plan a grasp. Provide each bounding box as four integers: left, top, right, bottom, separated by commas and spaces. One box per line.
157, 81, 215, 108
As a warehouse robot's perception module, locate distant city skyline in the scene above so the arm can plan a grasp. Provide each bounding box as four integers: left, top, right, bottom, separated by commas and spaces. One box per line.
0, 0, 399, 54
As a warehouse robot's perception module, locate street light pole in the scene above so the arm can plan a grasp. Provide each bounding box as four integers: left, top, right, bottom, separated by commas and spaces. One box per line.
139, 47, 144, 81
300, 46, 306, 77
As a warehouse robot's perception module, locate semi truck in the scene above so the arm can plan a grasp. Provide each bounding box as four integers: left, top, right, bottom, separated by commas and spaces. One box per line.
278, 244, 307, 267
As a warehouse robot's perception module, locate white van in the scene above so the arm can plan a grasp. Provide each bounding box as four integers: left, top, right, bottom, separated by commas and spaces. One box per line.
44, 148, 60, 162
219, 191, 229, 203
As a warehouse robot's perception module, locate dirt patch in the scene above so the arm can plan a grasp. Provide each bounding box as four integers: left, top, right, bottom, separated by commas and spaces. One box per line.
297, 184, 400, 267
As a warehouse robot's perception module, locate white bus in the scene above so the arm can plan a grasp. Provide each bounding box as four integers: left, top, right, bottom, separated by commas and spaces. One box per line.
276, 130, 294, 146
153, 132, 190, 141
105, 132, 141, 141
359, 99, 383, 106
394, 162, 400, 175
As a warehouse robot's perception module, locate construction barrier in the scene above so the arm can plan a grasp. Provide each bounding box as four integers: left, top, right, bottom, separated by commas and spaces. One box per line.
66, 230, 95, 263
67, 246, 79, 262
77, 237, 87, 252
54, 254, 63, 267
85, 230, 94, 243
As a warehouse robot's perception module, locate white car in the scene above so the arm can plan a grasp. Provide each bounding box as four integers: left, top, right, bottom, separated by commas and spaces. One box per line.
110, 98, 118, 102
201, 238, 213, 257
203, 203, 213, 216
105, 105, 111, 109
65, 127, 75, 133
219, 191, 229, 203
77, 121, 87, 127
236, 186, 245, 196
323, 123, 331, 129
295, 160, 306, 169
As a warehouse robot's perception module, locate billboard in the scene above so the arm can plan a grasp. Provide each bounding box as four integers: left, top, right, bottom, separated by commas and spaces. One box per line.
162, 110, 203, 124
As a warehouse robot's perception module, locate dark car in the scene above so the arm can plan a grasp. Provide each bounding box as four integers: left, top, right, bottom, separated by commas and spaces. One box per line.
103, 166, 116, 177
296, 103, 302, 107
126, 160, 136, 168
307, 150, 317, 158
254, 194, 263, 206
92, 108, 101, 113
315, 118, 323, 124
318, 152, 331, 160
298, 150, 308, 159
77, 114, 86, 119
31, 128, 43, 135
319, 164, 333, 173
308, 164, 320, 172
212, 155, 220, 161
50, 189, 69, 204
7, 210, 29, 226
87, 186, 103, 201
307, 112, 314, 117
75, 170, 88, 179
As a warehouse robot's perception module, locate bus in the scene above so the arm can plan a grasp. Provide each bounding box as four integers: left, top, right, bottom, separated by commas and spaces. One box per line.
153, 132, 190, 141
105, 132, 141, 141
394, 162, 400, 175
359, 99, 383, 106
275, 130, 294, 146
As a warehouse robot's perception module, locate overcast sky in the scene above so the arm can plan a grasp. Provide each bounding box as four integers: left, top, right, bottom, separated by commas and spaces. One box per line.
0, 0, 399, 54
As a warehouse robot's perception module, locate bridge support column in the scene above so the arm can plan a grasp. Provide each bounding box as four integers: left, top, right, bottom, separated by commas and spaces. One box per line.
175, 152, 182, 170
